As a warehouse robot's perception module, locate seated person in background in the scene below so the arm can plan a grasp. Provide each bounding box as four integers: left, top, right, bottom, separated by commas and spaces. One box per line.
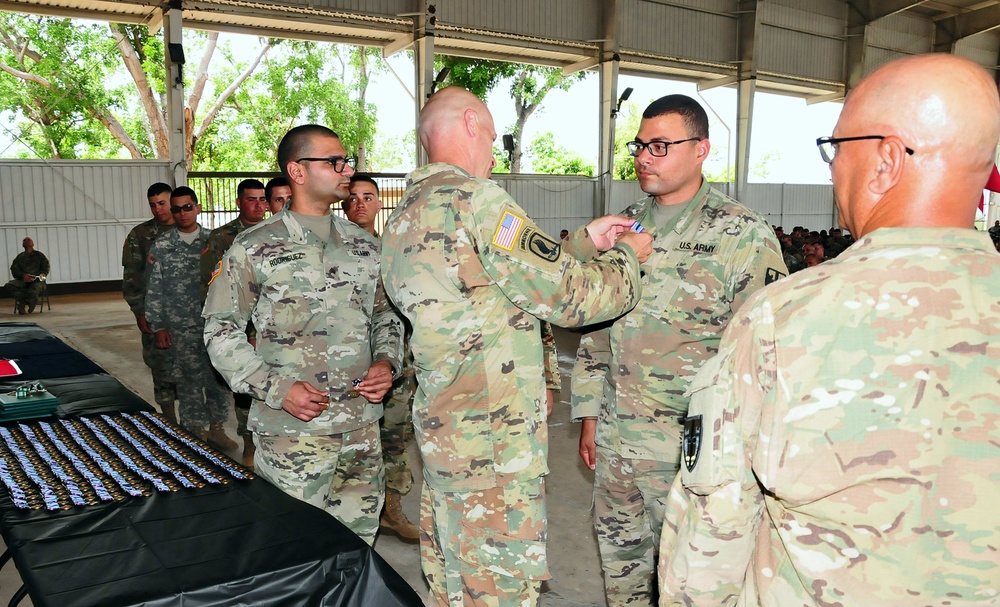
7, 236, 49, 314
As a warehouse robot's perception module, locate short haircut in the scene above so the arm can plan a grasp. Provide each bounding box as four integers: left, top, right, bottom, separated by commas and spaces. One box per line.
170, 186, 198, 204
147, 182, 172, 198
276, 125, 340, 179
350, 174, 379, 195
264, 177, 289, 202
237, 178, 265, 199
642, 94, 709, 140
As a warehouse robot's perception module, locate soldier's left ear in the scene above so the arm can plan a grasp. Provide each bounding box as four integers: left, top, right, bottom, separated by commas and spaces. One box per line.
696, 138, 711, 159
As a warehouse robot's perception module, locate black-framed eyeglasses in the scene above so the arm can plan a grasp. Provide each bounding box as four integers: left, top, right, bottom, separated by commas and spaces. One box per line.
295, 156, 358, 173
626, 138, 700, 158
170, 203, 196, 214
815, 135, 915, 164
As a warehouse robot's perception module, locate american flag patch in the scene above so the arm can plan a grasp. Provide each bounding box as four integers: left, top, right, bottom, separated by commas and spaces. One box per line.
491, 211, 524, 250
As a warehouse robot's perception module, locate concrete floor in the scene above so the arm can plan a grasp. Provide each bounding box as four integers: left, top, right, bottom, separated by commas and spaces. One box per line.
0, 292, 607, 606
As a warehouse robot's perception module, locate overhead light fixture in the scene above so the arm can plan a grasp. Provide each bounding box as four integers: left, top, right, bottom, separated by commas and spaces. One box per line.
430, 67, 451, 94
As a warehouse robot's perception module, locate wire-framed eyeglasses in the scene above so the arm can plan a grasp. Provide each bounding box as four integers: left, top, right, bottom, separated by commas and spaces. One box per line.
815, 135, 914, 164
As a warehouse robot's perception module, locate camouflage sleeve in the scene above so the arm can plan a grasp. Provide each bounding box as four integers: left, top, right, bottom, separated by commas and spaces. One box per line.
199, 232, 225, 303
724, 220, 788, 313
144, 243, 166, 331
657, 305, 769, 605
570, 324, 611, 420
541, 321, 560, 390
203, 245, 295, 408
9, 255, 23, 280
474, 187, 641, 328
370, 274, 404, 376
121, 230, 148, 317
39, 253, 50, 276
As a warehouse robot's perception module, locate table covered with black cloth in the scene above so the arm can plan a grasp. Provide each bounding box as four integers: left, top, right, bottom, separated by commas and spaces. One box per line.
0, 323, 422, 606
0, 475, 420, 607
0, 323, 106, 381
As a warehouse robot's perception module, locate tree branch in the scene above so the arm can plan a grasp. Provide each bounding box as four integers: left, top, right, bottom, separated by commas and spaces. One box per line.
111, 24, 168, 157
194, 39, 271, 142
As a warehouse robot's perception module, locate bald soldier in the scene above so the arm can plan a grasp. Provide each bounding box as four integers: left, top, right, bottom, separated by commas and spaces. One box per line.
658, 54, 1000, 606
381, 86, 653, 607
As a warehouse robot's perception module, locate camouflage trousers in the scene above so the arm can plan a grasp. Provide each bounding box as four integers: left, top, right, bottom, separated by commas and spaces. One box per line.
163, 327, 229, 430
141, 330, 177, 410
421, 478, 550, 607
213, 368, 252, 437
6, 280, 43, 306
593, 446, 678, 607
381, 369, 416, 494
254, 423, 384, 545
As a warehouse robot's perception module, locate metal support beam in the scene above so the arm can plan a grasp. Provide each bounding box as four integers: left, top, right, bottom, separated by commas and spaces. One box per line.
697, 75, 737, 91
412, 2, 435, 167
164, 5, 186, 186
844, 2, 869, 95
597, 0, 620, 219
562, 56, 599, 77
383, 33, 414, 58
733, 0, 760, 201
935, 4, 1000, 53
846, 0, 929, 23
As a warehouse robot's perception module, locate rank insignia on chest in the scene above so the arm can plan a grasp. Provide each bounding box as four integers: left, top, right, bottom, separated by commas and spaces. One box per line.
682, 415, 702, 472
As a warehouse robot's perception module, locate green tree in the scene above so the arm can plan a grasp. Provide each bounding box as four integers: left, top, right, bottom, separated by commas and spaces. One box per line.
612, 102, 643, 180
0, 15, 378, 174
528, 132, 594, 176
439, 56, 584, 173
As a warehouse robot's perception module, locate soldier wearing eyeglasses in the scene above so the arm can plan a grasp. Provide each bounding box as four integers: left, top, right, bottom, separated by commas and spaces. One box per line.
203, 125, 404, 545
658, 53, 1000, 607
570, 94, 786, 607
145, 187, 232, 446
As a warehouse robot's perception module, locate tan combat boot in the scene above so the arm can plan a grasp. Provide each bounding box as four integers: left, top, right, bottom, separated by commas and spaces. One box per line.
380, 489, 420, 542
241, 435, 256, 468
207, 422, 238, 451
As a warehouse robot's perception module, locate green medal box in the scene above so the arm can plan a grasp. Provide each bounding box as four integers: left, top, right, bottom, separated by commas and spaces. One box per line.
0, 388, 59, 422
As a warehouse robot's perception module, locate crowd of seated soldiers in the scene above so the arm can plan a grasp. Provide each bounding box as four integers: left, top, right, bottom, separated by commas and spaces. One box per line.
772, 225, 854, 273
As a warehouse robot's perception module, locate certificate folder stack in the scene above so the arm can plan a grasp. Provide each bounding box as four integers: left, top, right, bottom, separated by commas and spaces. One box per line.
0, 389, 58, 421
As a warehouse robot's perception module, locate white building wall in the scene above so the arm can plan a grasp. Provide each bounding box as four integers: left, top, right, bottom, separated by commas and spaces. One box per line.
0, 160, 171, 284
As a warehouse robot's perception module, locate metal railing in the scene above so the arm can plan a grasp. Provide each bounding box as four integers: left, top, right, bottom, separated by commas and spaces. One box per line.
187, 172, 408, 234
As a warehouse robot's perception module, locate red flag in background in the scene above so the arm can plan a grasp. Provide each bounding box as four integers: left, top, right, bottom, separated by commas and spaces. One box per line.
983, 164, 1000, 211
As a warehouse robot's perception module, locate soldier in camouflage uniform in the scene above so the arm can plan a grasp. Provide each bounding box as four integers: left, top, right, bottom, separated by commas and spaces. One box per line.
7, 236, 49, 314
200, 178, 269, 463
203, 125, 403, 545
345, 174, 421, 542
570, 95, 786, 607
145, 187, 231, 443
659, 54, 1000, 606
265, 176, 291, 215
121, 183, 177, 421
380, 87, 653, 607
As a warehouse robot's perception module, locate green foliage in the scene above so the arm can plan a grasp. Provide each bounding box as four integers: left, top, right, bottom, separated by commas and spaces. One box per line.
437, 57, 516, 99
612, 102, 643, 180
528, 132, 594, 176
0, 16, 380, 170
0, 14, 124, 157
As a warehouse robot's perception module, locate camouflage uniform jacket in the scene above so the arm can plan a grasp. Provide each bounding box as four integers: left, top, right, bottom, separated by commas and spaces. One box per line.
381, 162, 643, 492
145, 227, 210, 332
122, 219, 173, 319
659, 228, 1000, 606
571, 179, 786, 462
10, 251, 50, 281
200, 216, 256, 302
202, 211, 404, 437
